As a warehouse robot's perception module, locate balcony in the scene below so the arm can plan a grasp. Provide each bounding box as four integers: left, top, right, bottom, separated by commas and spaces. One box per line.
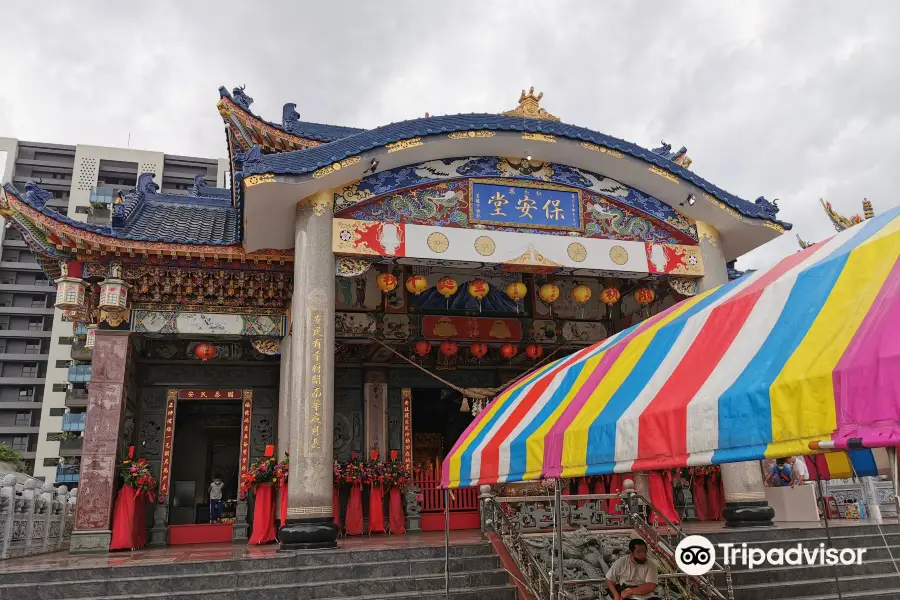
0, 306, 54, 315
0, 283, 54, 293
61, 412, 86, 432
70, 339, 92, 361
0, 401, 42, 410
0, 353, 49, 361
0, 261, 41, 271
58, 437, 83, 455
0, 330, 52, 338
2, 240, 27, 248
0, 425, 39, 434
0, 377, 46, 385
55, 464, 80, 484
65, 388, 88, 408
73, 323, 89, 336
67, 364, 91, 383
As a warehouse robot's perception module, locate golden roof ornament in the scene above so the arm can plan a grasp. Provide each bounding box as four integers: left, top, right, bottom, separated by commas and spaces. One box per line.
502, 87, 560, 122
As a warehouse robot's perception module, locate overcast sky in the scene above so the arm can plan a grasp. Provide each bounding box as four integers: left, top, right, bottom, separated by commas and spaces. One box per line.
2, 1, 897, 268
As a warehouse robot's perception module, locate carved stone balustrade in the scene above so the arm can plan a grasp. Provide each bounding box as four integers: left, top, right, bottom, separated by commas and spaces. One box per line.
0, 474, 77, 559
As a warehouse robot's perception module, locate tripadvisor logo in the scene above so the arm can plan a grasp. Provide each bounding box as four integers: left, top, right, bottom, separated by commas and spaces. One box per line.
675, 535, 867, 575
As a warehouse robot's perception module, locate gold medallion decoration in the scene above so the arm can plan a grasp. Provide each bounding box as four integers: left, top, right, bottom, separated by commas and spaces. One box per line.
312, 156, 360, 179
448, 131, 496, 140
648, 165, 680, 183
474, 236, 496, 257
427, 232, 450, 254
386, 137, 423, 153
243, 173, 275, 188
567, 242, 587, 263
609, 245, 629, 265
522, 132, 556, 143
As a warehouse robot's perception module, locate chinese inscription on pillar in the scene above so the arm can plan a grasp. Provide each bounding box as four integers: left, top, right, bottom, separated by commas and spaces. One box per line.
239, 390, 253, 497
177, 389, 243, 400
158, 390, 177, 501
402, 388, 412, 472
308, 309, 325, 453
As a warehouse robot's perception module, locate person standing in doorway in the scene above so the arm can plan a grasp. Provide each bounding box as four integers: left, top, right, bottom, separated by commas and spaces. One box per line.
209, 473, 225, 523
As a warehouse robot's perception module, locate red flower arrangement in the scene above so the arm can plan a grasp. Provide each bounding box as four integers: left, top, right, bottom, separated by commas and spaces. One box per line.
118, 454, 157, 499
382, 452, 410, 489
341, 451, 364, 485
240, 448, 289, 494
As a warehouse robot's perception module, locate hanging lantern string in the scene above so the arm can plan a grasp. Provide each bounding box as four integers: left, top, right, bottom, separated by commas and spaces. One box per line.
366, 337, 570, 401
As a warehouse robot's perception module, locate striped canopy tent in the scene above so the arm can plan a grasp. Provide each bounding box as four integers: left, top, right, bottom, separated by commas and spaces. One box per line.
443, 206, 900, 489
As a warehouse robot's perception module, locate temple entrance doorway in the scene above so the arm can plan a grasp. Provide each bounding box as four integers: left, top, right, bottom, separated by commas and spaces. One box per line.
410, 388, 479, 531
169, 400, 241, 526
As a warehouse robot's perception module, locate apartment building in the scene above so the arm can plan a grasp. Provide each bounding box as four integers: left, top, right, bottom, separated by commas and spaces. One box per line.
0, 137, 228, 482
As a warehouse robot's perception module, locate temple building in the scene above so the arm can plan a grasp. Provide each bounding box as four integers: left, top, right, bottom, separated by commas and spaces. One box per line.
0, 86, 789, 552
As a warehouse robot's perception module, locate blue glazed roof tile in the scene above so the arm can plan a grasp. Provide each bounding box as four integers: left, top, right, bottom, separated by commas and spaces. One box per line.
236, 113, 789, 229
4, 176, 240, 246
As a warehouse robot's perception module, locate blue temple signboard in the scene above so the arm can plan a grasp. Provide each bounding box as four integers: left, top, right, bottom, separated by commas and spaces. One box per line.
469, 179, 582, 231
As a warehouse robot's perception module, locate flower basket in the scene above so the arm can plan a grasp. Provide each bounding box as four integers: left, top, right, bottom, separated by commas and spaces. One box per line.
110, 451, 156, 551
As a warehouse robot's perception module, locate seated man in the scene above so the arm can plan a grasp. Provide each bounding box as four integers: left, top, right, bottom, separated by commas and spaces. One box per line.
605, 538, 659, 600
766, 459, 793, 487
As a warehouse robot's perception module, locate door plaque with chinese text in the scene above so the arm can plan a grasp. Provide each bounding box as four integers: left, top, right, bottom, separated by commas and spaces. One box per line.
469, 179, 582, 231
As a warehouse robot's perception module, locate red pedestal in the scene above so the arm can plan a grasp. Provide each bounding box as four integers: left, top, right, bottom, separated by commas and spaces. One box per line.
388, 487, 405, 534
345, 484, 364, 536
707, 474, 724, 520
249, 483, 277, 545
368, 485, 385, 534
110, 486, 145, 551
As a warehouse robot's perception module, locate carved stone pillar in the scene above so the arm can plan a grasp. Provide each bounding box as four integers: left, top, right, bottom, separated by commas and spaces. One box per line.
279, 191, 339, 550
71, 331, 131, 553
696, 221, 774, 527
277, 334, 292, 455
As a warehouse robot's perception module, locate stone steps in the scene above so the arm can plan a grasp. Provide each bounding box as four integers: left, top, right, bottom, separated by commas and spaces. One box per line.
731, 573, 900, 600
0, 541, 517, 600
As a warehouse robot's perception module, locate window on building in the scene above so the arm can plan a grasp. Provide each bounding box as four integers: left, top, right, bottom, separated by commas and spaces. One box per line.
74, 206, 90, 214
22, 363, 37, 378
19, 388, 33, 398
48, 408, 65, 417
42, 458, 58, 467
28, 318, 44, 331
15, 413, 30, 426
11, 436, 27, 451
32, 295, 46, 308
58, 337, 73, 345
55, 360, 70, 368
52, 383, 68, 393
24, 341, 41, 354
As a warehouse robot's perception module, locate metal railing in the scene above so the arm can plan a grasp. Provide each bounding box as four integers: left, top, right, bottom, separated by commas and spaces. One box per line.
61, 412, 86, 432
484, 495, 553, 599
482, 487, 734, 600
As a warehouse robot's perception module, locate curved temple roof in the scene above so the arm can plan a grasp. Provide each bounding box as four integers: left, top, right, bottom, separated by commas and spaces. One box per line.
231, 116, 787, 230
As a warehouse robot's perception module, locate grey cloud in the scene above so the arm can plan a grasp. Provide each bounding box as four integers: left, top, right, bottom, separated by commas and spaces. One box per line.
2, 0, 897, 268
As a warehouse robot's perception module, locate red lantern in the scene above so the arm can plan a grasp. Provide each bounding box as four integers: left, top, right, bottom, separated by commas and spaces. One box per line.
500, 343, 518, 359
194, 343, 216, 361
440, 340, 458, 357
470, 343, 489, 358
525, 344, 543, 360
634, 287, 656, 306
413, 340, 431, 356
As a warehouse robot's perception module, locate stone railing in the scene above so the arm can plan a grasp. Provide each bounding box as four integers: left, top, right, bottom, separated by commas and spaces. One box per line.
0, 474, 77, 559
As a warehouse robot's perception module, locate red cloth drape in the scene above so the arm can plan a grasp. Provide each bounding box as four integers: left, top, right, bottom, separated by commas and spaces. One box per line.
133, 492, 147, 549
110, 486, 140, 551
345, 484, 364, 535
576, 477, 590, 507
279, 485, 288, 529
388, 486, 405, 534
649, 471, 681, 525
593, 476, 606, 496
368, 485, 385, 534
249, 483, 277, 545
333, 487, 342, 534
607, 474, 624, 515
707, 473, 724, 520
692, 475, 710, 520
